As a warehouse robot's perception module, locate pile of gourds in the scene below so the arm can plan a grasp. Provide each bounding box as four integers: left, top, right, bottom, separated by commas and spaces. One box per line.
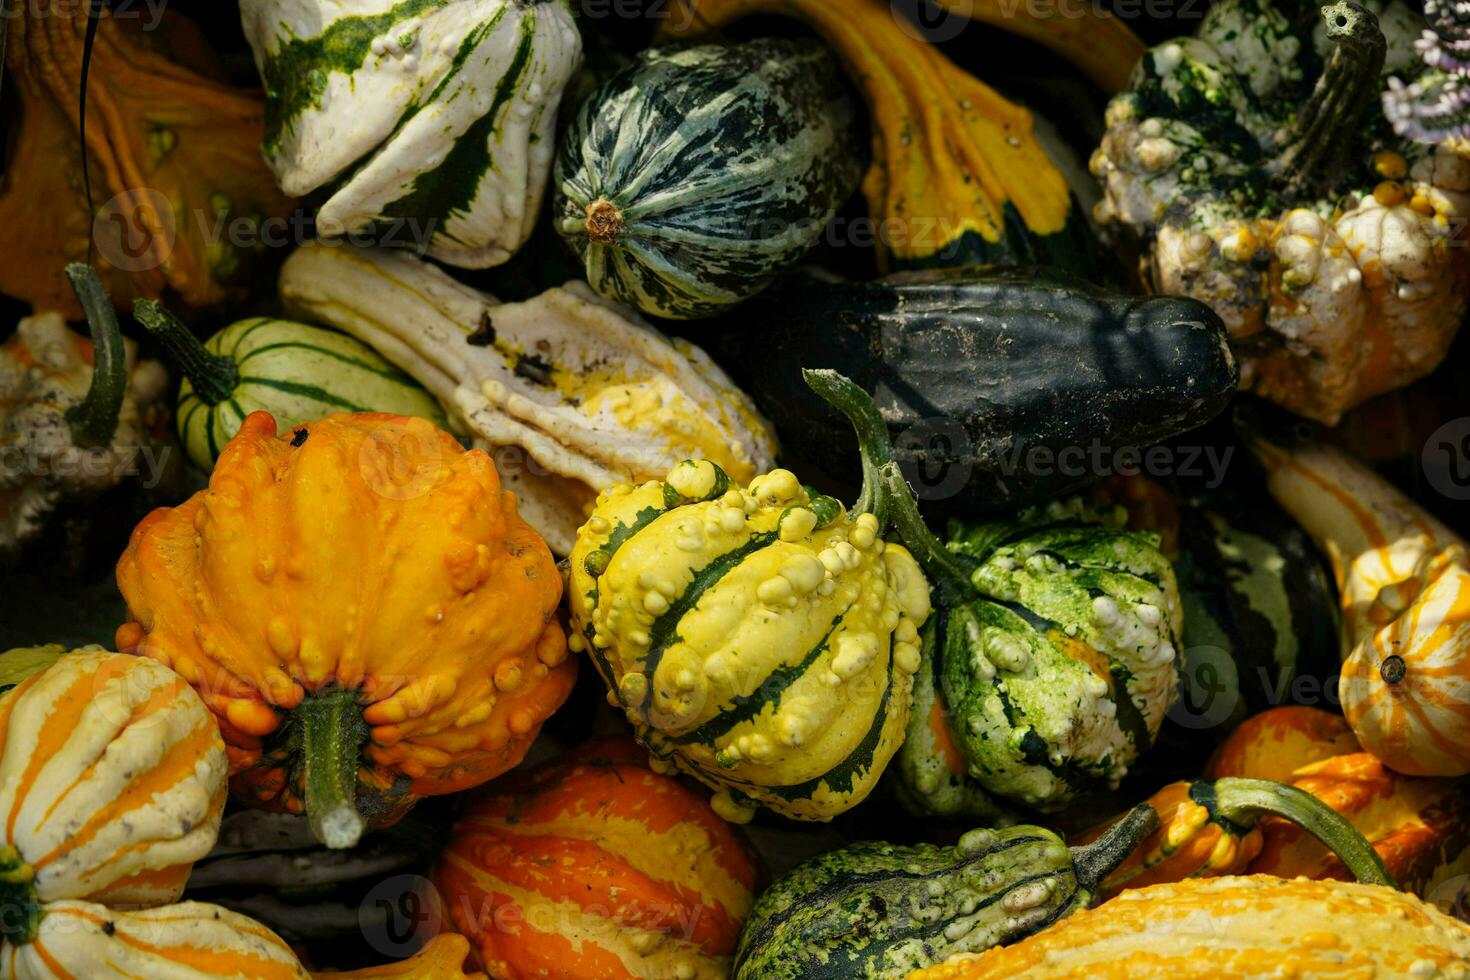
1, 0, 1469, 975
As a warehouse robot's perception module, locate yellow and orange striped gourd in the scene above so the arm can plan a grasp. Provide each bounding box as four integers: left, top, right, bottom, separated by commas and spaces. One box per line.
6, 900, 308, 979
0, 649, 227, 932
1204, 705, 1361, 783
115, 412, 576, 850
432, 737, 760, 979
907, 876, 1470, 979
1251, 436, 1470, 777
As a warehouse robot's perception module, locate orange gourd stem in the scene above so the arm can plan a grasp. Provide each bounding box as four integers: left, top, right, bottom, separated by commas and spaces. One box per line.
1208, 778, 1395, 887
62, 264, 127, 449
0, 845, 39, 946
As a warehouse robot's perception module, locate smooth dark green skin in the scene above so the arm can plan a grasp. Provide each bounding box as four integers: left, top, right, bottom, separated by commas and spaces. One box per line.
713, 268, 1239, 510
733, 805, 1158, 979
1155, 485, 1341, 759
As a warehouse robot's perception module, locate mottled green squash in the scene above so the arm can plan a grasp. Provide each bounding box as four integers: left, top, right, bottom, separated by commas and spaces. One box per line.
554, 39, 863, 319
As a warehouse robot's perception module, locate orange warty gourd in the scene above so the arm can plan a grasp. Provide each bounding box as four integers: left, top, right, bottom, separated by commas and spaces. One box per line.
6, 899, 309, 979
906, 877, 1470, 979
0, 649, 227, 946
1205, 706, 1360, 783
432, 737, 761, 979
115, 412, 575, 850
311, 936, 486, 979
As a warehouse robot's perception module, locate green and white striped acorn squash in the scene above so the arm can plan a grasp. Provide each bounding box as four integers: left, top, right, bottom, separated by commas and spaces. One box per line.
566, 454, 932, 824
554, 38, 864, 319
732, 805, 1158, 979
889, 625, 1017, 826
132, 303, 448, 472
240, 0, 582, 269
937, 499, 1183, 811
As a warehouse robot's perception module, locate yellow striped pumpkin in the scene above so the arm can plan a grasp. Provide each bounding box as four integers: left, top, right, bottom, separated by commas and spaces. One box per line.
907, 876, 1470, 979
3, 899, 307, 979
431, 737, 760, 979
1252, 435, 1470, 777
0, 649, 227, 931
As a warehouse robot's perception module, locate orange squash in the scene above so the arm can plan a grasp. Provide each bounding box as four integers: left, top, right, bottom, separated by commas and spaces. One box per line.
1250, 753, 1470, 899
431, 737, 760, 979
115, 412, 575, 850
311, 936, 486, 979
1077, 775, 1392, 900
0, 649, 227, 941
1205, 706, 1360, 783
907, 876, 1470, 979
0, 1, 295, 316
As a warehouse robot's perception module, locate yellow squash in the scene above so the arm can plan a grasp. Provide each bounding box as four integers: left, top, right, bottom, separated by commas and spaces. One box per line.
908, 876, 1470, 978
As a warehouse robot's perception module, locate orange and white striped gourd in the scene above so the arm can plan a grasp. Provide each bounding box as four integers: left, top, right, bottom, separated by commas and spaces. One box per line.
311, 936, 485, 979
1251, 435, 1470, 776
906, 876, 1470, 979
432, 737, 760, 979
5, 899, 308, 979
0, 649, 227, 933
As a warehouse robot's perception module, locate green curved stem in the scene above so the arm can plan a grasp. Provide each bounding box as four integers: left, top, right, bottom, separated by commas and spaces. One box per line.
802, 369, 975, 605
0, 845, 39, 946
1070, 803, 1160, 900
133, 299, 239, 406
62, 264, 127, 450
299, 690, 369, 850
1214, 777, 1397, 888
1278, 1, 1386, 196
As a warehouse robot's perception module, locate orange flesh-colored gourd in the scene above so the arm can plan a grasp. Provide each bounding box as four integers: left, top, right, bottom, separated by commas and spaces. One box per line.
1205, 706, 1361, 783
114, 412, 575, 842
906, 876, 1470, 978
432, 737, 760, 980
0, 1, 294, 316
311, 936, 486, 979
659, 0, 1140, 269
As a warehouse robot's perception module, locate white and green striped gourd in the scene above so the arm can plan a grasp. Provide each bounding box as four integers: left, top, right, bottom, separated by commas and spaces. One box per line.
133, 302, 449, 471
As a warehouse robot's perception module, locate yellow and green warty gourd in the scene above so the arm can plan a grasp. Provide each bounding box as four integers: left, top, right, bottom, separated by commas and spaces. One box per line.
567, 373, 934, 823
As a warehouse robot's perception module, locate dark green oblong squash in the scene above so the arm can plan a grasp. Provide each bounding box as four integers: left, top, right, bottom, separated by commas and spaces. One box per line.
554, 38, 864, 320
709, 268, 1239, 510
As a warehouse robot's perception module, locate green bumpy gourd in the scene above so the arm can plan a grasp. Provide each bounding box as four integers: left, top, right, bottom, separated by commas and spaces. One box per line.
805, 378, 1182, 814
733, 804, 1159, 978
939, 499, 1183, 809
566, 457, 932, 823
890, 625, 1016, 825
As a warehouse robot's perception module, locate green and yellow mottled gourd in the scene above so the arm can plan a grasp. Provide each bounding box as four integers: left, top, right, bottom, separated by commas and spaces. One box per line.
734, 805, 1159, 978
566, 372, 935, 823
134, 303, 448, 471
908, 876, 1470, 979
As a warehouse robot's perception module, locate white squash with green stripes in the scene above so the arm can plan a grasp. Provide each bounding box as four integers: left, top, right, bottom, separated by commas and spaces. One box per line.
240, 0, 582, 268
132, 303, 449, 471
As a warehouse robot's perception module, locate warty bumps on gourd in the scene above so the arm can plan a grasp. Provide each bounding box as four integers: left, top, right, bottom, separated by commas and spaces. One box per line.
1093, 0, 1470, 423
115, 412, 575, 850
240, 0, 582, 268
